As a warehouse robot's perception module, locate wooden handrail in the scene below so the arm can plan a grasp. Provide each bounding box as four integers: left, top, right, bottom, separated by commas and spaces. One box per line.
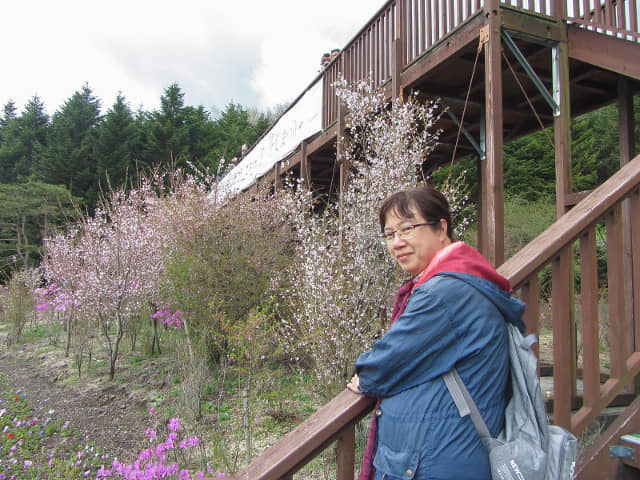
229, 391, 375, 480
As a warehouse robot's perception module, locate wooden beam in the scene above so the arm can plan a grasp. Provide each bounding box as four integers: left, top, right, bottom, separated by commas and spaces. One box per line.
568, 26, 640, 81
500, 7, 566, 42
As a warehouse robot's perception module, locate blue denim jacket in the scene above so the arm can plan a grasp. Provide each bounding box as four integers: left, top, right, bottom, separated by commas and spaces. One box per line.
356, 273, 525, 480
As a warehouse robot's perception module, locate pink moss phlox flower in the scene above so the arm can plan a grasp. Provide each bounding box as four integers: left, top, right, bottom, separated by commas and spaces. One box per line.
187, 436, 199, 447
145, 428, 156, 439
167, 417, 181, 431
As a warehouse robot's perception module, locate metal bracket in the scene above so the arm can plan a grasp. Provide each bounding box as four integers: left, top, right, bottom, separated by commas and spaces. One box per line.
479, 25, 490, 49
441, 100, 485, 160
501, 30, 560, 116
610, 445, 636, 461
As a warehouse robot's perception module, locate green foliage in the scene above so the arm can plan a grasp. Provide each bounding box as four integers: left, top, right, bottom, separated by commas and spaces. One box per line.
431, 96, 640, 204
95, 93, 140, 191
37, 84, 102, 208
503, 195, 556, 259
0, 180, 79, 276
0, 268, 39, 344
163, 187, 295, 366
0, 96, 49, 183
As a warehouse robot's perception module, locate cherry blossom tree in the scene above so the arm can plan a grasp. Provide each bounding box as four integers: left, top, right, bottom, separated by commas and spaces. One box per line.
277, 78, 453, 395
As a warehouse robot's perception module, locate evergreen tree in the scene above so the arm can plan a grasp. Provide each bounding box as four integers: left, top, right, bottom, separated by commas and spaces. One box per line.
96, 93, 139, 190
1, 100, 17, 131
0, 96, 49, 183
38, 84, 101, 208
212, 102, 268, 164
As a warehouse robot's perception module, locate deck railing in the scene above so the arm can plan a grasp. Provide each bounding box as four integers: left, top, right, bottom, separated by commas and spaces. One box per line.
321, 0, 640, 128
227, 153, 640, 479
499, 153, 640, 434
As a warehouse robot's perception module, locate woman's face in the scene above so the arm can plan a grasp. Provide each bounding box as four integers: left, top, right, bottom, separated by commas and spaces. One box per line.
384, 207, 450, 277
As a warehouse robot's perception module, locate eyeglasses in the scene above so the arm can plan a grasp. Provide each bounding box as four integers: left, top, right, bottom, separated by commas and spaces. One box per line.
381, 221, 440, 243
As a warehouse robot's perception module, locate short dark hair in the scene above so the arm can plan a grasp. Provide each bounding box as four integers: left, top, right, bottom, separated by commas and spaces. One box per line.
378, 185, 454, 241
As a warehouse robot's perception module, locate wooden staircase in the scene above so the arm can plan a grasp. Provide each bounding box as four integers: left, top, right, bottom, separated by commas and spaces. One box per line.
222, 153, 640, 479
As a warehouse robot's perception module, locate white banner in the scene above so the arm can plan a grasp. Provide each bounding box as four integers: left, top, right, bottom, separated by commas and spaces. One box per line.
215, 80, 323, 199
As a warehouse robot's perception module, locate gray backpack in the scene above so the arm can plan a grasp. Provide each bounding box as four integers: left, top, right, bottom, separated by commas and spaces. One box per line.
443, 322, 578, 480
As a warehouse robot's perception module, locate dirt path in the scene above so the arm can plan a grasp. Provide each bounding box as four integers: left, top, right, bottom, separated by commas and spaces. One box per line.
0, 336, 163, 464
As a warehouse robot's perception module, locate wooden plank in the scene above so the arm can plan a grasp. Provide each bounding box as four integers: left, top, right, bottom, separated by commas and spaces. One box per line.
426, 0, 433, 48
617, 0, 626, 29
233, 391, 375, 480
449, 0, 455, 32
607, 206, 627, 379
498, 153, 640, 290
552, 246, 575, 429
434, 0, 440, 45
605, 0, 614, 27
336, 424, 356, 480
580, 227, 601, 408
398, 0, 407, 66
630, 0, 639, 32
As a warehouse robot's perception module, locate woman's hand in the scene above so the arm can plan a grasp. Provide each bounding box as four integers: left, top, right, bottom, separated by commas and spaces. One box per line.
347, 374, 361, 394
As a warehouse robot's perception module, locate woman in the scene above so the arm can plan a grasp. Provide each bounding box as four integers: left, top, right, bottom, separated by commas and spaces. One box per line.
347, 186, 525, 480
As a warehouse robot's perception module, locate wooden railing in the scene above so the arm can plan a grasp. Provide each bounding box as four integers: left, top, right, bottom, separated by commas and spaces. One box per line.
227, 153, 640, 479
499, 153, 640, 434
320, 0, 640, 128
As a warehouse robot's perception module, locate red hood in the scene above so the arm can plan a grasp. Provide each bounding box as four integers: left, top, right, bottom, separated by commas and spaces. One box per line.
413, 242, 510, 292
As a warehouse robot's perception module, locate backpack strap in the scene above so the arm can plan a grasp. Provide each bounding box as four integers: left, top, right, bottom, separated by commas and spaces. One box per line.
443, 368, 493, 447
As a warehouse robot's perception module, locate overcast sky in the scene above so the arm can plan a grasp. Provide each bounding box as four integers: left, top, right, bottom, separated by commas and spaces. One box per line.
2, 0, 384, 117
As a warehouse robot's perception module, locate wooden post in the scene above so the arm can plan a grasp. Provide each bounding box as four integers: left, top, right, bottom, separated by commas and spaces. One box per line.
300, 141, 310, 191
580, 227, 601, 408
392, 0, 406, 99
552, 40, 577, 408
607, 206, 627, 380
338, 54, 348, 240
274, 162, 282, 192
553, 41, 571, 218
482, 2, 505, 267
336, 423, 356, 480
552, 246, 575, 429
619, 78, 636, 370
